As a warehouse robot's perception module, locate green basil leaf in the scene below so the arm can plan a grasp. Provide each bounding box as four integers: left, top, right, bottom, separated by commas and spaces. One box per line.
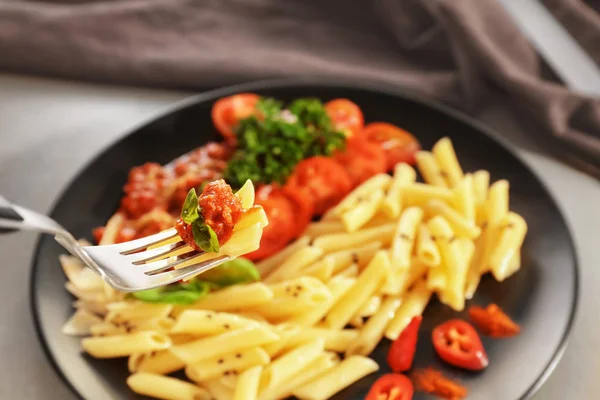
191, 220, 220, 253
199, 257, 260, 287
132, 285, 207, 305
181, 188, 200, 224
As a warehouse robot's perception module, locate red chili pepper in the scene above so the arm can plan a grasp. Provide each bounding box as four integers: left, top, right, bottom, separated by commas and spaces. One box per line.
366, 373, 414, 400
432, 319, 488, 371
411, 367, 468, 399
468, 304, 521, 338
387, 316, 422, 372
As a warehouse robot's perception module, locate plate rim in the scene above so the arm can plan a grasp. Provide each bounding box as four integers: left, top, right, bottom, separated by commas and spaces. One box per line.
28, 76, 580, 400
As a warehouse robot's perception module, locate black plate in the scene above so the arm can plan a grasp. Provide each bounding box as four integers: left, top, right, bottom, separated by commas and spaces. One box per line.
30, 78, 578, 400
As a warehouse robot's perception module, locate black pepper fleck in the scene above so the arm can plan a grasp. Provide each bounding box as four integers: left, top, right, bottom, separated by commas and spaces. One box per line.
236, 353, 242, 358
218, 358, 224, 364
352, 253, 359, 263
224, 324, 231, 329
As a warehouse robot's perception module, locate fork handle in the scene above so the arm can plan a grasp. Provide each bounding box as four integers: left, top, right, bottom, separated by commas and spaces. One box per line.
0, 196, 23, 234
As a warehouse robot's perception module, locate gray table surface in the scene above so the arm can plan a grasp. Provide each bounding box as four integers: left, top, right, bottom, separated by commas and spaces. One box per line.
0, 73, 598, 399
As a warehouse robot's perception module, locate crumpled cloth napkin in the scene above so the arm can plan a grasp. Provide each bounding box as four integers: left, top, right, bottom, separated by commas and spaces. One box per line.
1, 0, 599, 172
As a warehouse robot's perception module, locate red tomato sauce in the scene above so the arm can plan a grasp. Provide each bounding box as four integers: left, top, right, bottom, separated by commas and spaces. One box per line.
197, 179, 244, 245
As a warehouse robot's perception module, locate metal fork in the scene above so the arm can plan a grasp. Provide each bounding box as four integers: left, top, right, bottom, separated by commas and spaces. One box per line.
0, 195, 229, 292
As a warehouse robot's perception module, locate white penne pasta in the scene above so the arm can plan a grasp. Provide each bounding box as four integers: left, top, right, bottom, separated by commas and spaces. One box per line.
333, 263, 359, 279
313, 224, 396, 254
288, 277, 356, 327
186, 347, 271, 382
415, 151, 447, 187
291, 258, 334, 282
233, 365, 263, 400
390, 207, 424, 271
260, 339, 325, 394
92, 317, 174, 336
90, 321, 126, 336
203, 379, 235, 400
326, 251, 391, 330
402, 183, 454, 206
386, 280, 432, 340
72, 299, 110, 317
428, 216, 466, 311
478, 180, 510, 274
381, 163, 417, 218
65, 282, 106, 303
127, 373, 211, 400
490, 212, 527, 281
349, 315, 364, 329
426, 199, 481, 239
261, 324, 302, 358
283, 327, 359, 353
264, 246, 324, 283
346, 297, 402, 356
105, 303, 173, 325
304, 221, 346, 238
187, 282, 274, 312
171, 310, 259, 335
235, 179, 256, 210
62, 309, 102, 336
464, 235, 485, 300
128, 349, 185, 375
325, 241, 383, 274
99, 212, 125, 245
455, 238, 476, 301
60, 255, 104, 291
416, 224, 441, 267
219, 374, 239, 389
432, 137, 463, 187
234, 206, 268, 231
503, 249, 522, 279
256, 236, 311, 278
381, 257, 429, 296
356, 295, 382, 318
82, 331, 172, 358
171, 325, 279, 364
260, 352, 339, 400
330, 174, 392, 216
473, 170, 491, 226
453, 173, 476, 223
292, 356, 379, 400
427, 265, 447, 292
341, 189, 384, 233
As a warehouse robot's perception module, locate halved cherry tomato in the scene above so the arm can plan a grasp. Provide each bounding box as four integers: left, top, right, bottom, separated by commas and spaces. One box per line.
468, 304, 521, 338
366, 374, 414, 400
432, 320, 488, 371
282, 185, 315, 238
285, 156, 352, 215
211, 93, 260, 142
325, 98, 364, 137
387, 316, 422, 373
333, 137, 386, 187
244, 185, 295, 260
363, 123, 421, 170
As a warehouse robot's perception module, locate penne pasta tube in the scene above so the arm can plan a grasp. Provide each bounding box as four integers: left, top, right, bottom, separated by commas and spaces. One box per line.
262, 324, 301, 358
304, 221, 346, 238
432, 137, 463, 187
105, 303, 173, 324
260, 339, 325, 393
128, 349, 185, 375
260, 352, 339, 400
185, 347, 271, 382
72, 299, 111, 317
333, 263, 359, 278
62, 309, 102, 336
99, 213, 125, 245
292, 258, 334, 282
170, 325, 278, 364
325, 241, 383, 274
473, 170, 491, 226
464, 236, 485, 300
416, 224, 441, 267
127, 373, 211, 400
171, 310, 260, 335
219, 374, 239, 390
233, 365, 263, 400
454, 238, 476, 300
326, 251, 391, 330
330, 174, 392, 216
478, 180, 510, 274
402, 183, 454, 206
187, 282, 274, 312
381, 257, 429, 296
415, 151, 447, 187
256, 236, 310, 278
283, 327, 359, 353
503, 249, 522, 280
313, 224, 396, 254
91, 317, 175, 336
426, 199, 481, 239
427, 266, 447, 292
453, 173, 476, 223
349, 315, 364, 329
428, 216, 466, 311
288, 277, 355, 327
390, 207, 424, 271
386, 280, 432, 340
264, 246, 324, 283
356, 295, 382, 318
82, 331, 172, 358
346, 297, 402, 357
381, 163, 417, 218
489, 213, 527, 281
203, 379, 235, 400
341, 189, 385, 233
292, 356, 379, 400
